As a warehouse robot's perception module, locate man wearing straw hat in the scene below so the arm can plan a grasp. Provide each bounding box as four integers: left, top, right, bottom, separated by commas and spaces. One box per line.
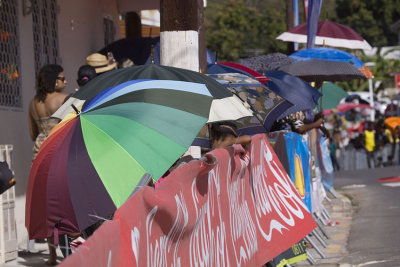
86, 53, 117, 74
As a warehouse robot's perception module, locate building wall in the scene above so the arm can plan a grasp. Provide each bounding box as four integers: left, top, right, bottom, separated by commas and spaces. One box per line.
0, 0, 121, 246
58, 0, 121, 93
1, 0, 121, 197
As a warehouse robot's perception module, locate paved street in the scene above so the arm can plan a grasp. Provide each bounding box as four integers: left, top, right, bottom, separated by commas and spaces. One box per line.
335, 165, 400, 267
295, 165, 400, 267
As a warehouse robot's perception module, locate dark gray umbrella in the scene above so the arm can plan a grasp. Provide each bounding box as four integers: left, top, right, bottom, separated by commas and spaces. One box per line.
238, 53, 296, 72
278, 59, 366, 84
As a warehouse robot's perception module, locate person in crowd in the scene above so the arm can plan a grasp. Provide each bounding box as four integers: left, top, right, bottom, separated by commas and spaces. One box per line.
330, 131, 340, 171
156, 121, 252, 188
76, 64, 97, 89
390, 125, 400, 165
28, 64, 69, 265
29, 64, 68, 161
384, 123, 395, 165
384, 119, 400, 165
61, 65, 97, 106
374, 119, 388, 167
362, 121, 376, 168
271, 111, 329, 138
209, 121, 252, 150
86, 52, 117, 75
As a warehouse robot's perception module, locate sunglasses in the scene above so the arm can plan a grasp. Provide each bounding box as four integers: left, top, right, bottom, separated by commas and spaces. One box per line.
57, 76, 66, 82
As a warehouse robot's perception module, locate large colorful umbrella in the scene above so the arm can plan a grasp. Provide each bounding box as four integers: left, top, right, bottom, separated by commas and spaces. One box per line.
276, 20, 372, 50
26, 79, 213, 239
52, 64, 252, 123
264, 70, 322, 119
290, 47, 373, 79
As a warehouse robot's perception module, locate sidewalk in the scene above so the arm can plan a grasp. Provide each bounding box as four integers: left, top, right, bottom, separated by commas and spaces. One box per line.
2, 242, 64, 267
296, 190, 354, 267
2, 191, 354, 267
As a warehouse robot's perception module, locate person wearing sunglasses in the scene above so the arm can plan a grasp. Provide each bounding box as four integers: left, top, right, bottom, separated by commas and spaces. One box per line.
28, 63, 68, 265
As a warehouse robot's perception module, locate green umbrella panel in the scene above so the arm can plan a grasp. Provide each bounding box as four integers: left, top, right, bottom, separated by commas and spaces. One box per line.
318, 82, 348, 111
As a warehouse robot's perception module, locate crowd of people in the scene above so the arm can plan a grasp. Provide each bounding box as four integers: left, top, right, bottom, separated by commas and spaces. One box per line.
325, 110, 400, 170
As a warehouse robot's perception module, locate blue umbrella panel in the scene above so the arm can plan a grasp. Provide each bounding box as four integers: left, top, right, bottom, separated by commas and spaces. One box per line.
264, 70, 322, 120
289, 47, 364, 68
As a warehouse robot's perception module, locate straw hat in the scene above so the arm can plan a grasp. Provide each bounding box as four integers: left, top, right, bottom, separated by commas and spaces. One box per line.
86, 53, 117, 73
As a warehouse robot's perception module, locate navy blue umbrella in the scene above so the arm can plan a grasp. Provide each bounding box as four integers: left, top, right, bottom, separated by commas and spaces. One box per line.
264, 70, 322, 119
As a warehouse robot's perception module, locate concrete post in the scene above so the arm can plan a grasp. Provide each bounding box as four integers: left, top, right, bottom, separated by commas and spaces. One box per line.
160, 0, 202, 157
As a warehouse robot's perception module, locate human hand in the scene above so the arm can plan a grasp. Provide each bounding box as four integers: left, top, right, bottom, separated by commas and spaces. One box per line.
70, 236, 86, 252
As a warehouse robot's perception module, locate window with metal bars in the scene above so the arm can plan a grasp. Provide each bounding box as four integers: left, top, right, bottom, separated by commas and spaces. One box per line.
0, 0, 22, 109
103, 17, 115, 46
32, 0, 60, 76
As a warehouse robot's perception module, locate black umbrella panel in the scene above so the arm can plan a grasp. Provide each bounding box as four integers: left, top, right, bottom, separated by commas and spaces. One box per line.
278, 59, 366, 84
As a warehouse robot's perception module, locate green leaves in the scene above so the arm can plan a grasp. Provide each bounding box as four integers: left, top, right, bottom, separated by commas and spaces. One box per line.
205, 0, 286, 61
335, 0, 400, 47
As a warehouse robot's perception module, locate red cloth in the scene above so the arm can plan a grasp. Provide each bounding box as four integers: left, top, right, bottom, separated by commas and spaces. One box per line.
61, 134, 316, 267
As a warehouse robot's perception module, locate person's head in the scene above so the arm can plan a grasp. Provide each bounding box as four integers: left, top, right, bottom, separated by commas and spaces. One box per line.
76, 65, 97, 87
365, 121, 374, 131
86, 53, 116, 74
209, 121, 238, 149
396, 126, 400, 135
35, 64, 65, 102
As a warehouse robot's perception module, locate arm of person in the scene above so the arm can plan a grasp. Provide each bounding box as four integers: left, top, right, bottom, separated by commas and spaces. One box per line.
236, 135, 252, 148
48, 92, 69, 115
295, 118, 324, 134
29, 101, 39, 141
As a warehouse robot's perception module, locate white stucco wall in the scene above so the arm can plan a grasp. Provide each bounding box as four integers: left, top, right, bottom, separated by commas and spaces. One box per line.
0, 0, 122, 247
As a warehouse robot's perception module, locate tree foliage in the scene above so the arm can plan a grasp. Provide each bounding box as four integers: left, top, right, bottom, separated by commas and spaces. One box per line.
205, 0, 400, 94
337, 48, 400, 92
334, 0, 400, 47
204, 0, 287, 61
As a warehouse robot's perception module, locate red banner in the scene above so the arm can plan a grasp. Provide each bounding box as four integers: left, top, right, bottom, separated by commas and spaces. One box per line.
395, 74, 400, 88
61, 134, 316, 267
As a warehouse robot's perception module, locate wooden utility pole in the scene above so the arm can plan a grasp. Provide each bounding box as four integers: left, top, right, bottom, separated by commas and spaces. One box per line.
160, 0, 199, 71
286, 0, 295, 54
